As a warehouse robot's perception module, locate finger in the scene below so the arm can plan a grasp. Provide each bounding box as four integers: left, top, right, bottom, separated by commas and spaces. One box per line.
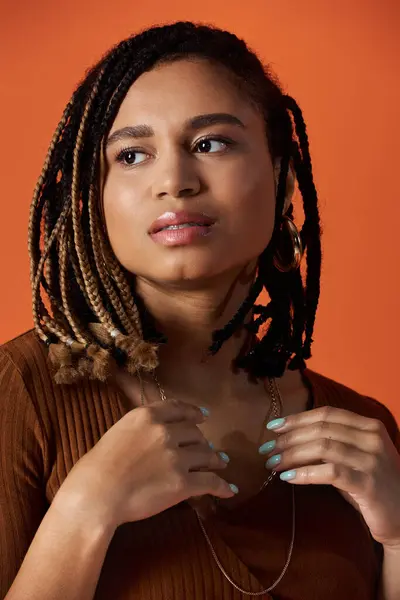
278, 462, 367, 494
142, 399, 208, 425
267, 406, 388, 435
264, 422, 388, 457
167, 422, 211, 448
182, 445, 230, 471
265, 439, 378, 474
188, 471, 238, 499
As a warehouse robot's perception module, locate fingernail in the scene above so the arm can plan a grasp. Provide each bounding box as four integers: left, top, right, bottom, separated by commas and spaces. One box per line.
229, 483, 239, 494
219, 452, 230, 463
200, 406, 210, 417
266, 454, 282, 468
266, 418, 286, 431
258, 440, 276, 454
280, 470, 297, 481
208, 441, 215, 450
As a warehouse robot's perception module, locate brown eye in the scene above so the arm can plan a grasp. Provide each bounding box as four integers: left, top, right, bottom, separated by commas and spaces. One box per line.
194, 136, 232, 154
115, 148, 148, 166
123, 151, 137, 164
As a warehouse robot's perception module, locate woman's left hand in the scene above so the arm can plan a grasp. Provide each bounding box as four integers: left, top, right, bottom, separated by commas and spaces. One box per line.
261, 406, 400, 547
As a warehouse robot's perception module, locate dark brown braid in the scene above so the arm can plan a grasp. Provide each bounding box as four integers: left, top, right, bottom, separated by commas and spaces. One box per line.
28, 21, 322, 383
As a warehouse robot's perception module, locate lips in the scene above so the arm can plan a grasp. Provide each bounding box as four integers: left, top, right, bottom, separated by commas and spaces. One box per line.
149, 211, 215, 234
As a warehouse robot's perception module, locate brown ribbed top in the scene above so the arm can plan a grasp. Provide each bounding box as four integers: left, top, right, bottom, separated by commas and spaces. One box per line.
1, 329, 399, 600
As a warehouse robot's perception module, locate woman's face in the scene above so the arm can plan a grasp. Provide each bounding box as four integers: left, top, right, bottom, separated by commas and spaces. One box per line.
102, 58, 277, 286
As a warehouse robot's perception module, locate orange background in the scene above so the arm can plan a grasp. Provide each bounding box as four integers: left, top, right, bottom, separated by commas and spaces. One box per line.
1, 1, 399, 422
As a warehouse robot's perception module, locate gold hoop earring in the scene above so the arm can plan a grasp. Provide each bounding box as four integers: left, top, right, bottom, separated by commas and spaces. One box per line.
273, 216, 303, 272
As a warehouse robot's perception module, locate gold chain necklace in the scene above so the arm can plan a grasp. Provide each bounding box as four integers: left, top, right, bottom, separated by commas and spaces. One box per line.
138, 373, 295, 597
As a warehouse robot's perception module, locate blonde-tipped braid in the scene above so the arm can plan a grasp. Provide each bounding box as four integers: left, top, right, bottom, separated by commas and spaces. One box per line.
41, 200, 69, 328
46, 76, 120, 380
98, 237, 143, 337
97, 137, 143, 337
40, 303, 89, 384
58, 219, 88, 345
51, 215, 115, 382
43, 202, 53, 302
28, 101, 75, 345
68, 238, 93, 310
30, 203, 71, 346
31, 202, 71, 323
88, 183, 137, 337
33, 70, 160, 382
68, 87, 140, 372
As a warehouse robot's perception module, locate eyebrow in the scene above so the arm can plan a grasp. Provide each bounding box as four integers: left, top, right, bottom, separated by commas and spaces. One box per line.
105, 113, 245, 148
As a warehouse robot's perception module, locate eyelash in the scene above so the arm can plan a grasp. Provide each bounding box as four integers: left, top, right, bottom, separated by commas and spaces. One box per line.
114, 135, 235, 167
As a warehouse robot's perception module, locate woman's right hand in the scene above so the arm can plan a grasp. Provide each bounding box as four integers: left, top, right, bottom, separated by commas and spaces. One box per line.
56, 399, 235, 529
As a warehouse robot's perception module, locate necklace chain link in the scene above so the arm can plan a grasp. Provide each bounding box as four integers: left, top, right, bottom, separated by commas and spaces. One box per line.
138, 372, 295, 597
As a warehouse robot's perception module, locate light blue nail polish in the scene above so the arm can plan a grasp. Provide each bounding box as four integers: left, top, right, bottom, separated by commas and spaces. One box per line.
258, 440, 276, 454
219, 452, 230, 463
266, 454, 282, 468
280, 470, 297, 481
200, 406, 210, 417
266, 418, 286, 431
229, 483, 239, 494
208, 441, 215, 450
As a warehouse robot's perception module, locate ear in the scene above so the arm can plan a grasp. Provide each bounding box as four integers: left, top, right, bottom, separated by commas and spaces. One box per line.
274, 159, 296, 215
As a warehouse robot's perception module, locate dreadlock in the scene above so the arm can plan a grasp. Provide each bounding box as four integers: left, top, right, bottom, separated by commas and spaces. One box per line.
28, 21, 322, 384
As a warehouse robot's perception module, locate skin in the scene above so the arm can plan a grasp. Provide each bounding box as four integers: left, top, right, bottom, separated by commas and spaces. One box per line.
102, 58, 277, 285
100, 59, 400, 586
101, 56, 305, 505
102, 57, 296, 396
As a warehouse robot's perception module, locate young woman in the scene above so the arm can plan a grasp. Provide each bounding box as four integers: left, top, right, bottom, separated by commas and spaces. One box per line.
1, 21, 399, 600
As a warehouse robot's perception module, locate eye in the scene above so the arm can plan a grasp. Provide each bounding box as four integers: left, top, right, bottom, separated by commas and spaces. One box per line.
115, 147, 149, 167
194, 136, 233, 154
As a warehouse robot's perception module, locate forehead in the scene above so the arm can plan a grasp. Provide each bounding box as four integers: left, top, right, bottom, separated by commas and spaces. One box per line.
110, 58, 261, 130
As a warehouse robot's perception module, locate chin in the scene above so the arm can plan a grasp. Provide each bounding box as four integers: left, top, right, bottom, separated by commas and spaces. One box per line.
122, 240, 261, 288
150, 264, 225, 286
134, 254, 236, 287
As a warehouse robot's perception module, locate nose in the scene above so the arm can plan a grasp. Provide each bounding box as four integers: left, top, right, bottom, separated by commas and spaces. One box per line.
151, 150, 201, 200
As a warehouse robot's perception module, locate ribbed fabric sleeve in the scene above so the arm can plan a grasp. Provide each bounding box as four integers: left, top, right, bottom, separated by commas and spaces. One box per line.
0, 346, 49, 598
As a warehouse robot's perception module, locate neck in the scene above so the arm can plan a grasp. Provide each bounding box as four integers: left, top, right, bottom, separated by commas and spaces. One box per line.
135, 264, 258, 397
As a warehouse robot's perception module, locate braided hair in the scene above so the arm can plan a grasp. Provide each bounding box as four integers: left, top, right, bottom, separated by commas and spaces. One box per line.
28, 21, 322, 384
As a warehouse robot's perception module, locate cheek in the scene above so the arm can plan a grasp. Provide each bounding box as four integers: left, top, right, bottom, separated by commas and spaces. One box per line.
102, 175, 146, 263
220, 162, 276, 255
100, 155, 277, 280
